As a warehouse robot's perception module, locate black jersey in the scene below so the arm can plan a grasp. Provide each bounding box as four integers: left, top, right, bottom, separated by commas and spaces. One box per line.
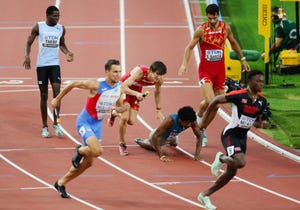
223, 89, 267, 136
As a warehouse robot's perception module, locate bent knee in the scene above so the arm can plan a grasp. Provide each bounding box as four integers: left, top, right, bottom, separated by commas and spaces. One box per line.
236, 159, 246, 169
91, 147, 103, 157
127, 120, 135, 125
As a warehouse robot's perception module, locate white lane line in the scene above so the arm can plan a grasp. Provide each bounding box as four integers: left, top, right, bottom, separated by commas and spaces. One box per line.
0, 186, 51, 191
0, 25, 188, 30
0, 154, 103, 210
137, 115, 300, 204
47, 107, 205, 208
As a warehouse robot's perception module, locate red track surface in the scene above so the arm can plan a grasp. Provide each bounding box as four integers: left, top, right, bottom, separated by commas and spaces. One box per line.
0, 1, 299, 209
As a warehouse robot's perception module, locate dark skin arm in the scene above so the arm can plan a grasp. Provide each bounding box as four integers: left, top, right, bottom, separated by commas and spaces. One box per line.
190, 121, 203, 160
23, 24, 73, 70
152, 116, 174, 162
59, 26, 74, 62
200, 95, 227, 129
200, 94, 267, 130
23, 24, 39, 69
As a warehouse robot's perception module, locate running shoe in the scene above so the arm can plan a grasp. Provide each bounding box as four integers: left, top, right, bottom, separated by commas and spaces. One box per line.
197, 193, 216, 210
169, 137, 178, 147
53, 124, 63, 137
107, 106, 116, 127
211, 152, 224, 176
72, 144, 83, 168
135, 138, 142, 145
196, 115, 202, 124
54, 181, 70, 198
42, 127, 50, 138
119, 143, 129, 156
201, 128, 208, 147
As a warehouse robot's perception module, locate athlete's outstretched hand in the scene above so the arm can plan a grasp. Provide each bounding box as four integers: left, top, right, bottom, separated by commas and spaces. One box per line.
178, 64, 187, 76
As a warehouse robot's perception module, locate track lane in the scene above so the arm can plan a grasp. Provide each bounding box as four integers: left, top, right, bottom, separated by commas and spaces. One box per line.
0, 0, 299, 209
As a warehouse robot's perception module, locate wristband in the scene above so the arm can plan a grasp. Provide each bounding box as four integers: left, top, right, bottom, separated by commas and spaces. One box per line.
241, 57, 246, 61
156, 107, 161, 110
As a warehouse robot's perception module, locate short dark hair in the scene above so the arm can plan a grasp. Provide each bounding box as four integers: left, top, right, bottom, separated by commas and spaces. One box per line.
149, 61, 167, 75
271, 6, 279, 13
46, 6, 59, 15
105, 59, 120, 70
206, 4, 219, 15
178, 106, 196, 122
247, 70, 264, 80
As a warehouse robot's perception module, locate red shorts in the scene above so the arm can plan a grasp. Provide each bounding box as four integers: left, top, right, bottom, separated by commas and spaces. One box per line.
198, 60, 225, 91
124, 85, 143, 111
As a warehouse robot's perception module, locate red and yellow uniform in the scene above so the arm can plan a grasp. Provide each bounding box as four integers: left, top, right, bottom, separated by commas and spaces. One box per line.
120, 65, 155, 110
199, 21, 227, 90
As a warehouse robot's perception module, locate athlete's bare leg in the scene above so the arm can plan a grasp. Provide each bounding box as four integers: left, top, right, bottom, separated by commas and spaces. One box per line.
39, 85, 48, 128
119, 105, 138, 144
198, 85, 224, 127
58, 137, 103, 186
202, 153, 246, 196
197, 83, 215, 118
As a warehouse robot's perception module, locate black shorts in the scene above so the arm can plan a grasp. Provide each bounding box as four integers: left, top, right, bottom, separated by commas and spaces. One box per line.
36, 65, 61, 86
221, 129, 247, 156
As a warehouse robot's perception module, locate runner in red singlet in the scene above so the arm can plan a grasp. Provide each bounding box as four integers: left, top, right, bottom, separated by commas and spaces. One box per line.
178, 4, 250, 147
110, 61, 167, 156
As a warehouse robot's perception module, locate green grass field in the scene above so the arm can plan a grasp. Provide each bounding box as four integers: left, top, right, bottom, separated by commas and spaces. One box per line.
201, 1, 300, 148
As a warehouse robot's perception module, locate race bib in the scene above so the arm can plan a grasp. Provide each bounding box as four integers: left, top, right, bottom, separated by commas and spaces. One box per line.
227, 145, 235, 156
238, 114, 256, 129
205, 50, 223, 61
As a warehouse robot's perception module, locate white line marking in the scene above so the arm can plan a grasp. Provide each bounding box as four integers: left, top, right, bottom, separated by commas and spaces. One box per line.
0, 154, 103, 210
120, 0, 126, 75
152, 179, 240, 186
0, 186, 51, 191
177, 147, 300, 204
46, 108, 205, 208
137, 115, 300, 204
0, 25, 188, 30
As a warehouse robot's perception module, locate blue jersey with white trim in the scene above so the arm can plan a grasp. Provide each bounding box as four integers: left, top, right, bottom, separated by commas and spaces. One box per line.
162, 114, 186, 139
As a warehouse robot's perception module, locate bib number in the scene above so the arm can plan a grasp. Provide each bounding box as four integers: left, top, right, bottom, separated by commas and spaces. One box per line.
205, 50, 223, 62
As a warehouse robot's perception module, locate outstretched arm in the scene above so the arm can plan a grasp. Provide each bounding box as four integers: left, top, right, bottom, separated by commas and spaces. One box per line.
226, 24, 250, 72
51, 80, 98, 109
178, 26, 203, 75
200, 95, 227, 129
191, 121, 203, 160
154, 78, 164, 121
152, 116, 174, 162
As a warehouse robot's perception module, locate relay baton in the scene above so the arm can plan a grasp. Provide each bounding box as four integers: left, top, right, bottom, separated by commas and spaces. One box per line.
135, 90, 150, 104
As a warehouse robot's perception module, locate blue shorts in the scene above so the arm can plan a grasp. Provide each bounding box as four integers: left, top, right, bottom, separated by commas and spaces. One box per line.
76, 109, 102, 146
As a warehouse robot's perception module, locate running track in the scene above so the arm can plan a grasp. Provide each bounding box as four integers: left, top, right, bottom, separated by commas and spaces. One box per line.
0, 0, 299, 209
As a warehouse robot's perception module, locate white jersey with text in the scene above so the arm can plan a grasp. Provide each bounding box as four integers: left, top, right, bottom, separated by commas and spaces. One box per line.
37, 21, 63, 67
85, 78, 121, 120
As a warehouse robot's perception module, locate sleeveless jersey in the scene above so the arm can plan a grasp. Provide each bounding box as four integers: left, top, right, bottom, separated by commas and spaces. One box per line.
37, 21, 63, 67
198, 21, 227, 87
85, 79, 121, 120
120, 65, 156, 87
162, 114, 187, 139
223, 89, 267, 136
